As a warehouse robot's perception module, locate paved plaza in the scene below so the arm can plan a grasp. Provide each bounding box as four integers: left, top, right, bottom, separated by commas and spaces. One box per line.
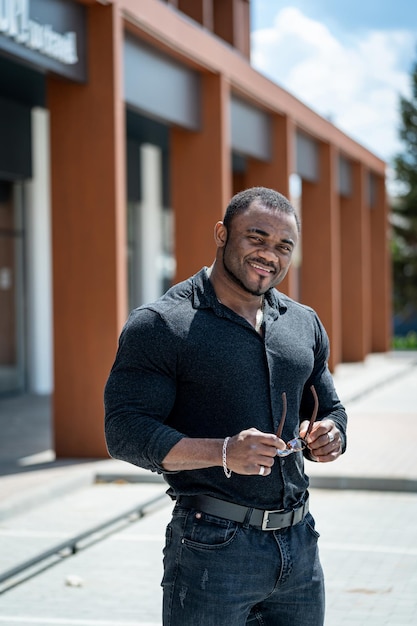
0, 351, 416, 625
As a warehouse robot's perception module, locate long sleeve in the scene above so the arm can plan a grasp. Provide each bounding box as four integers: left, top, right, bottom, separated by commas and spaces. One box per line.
104, 308, 186, 473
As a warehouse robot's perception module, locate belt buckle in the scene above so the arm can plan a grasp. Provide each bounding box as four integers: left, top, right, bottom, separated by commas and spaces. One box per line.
261, 509, 283, 531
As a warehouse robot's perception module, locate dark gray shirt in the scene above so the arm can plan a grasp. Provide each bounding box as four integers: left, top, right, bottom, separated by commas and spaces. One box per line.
104, 267, 347, 510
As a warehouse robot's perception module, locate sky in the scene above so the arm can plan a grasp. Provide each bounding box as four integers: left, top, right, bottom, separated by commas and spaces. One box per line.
250, 1, 417, 170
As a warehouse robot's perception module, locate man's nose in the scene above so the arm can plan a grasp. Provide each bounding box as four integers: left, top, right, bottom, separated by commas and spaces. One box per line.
257, 245, 279, 264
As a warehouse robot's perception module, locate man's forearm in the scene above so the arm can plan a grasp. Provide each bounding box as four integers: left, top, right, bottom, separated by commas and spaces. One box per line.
162, 437, 223, 471
162, 429, 283, 477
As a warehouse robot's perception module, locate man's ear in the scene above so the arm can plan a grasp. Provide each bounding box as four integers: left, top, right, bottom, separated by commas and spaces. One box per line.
214, 221, 227, 247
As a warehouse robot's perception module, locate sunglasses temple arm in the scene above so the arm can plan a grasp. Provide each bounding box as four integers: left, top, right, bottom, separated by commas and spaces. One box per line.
276, 392, 287, 438
305, 385, 319, 438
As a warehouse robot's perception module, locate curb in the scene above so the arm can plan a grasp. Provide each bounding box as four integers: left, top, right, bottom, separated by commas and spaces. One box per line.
310, 475, 417, 493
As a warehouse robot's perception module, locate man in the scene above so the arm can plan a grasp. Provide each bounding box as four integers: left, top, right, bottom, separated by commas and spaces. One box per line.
104, 186, 347, 626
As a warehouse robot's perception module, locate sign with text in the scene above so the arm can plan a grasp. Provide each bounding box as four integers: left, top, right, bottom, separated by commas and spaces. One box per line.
0, 0, 86, 82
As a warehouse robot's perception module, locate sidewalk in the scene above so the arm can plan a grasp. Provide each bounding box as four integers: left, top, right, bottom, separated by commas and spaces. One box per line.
308, 350, 417, 491
0, 350, 416, 522
0, 351, 416, 626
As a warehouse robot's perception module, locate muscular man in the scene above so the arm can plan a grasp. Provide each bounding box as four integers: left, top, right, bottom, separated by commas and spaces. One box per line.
105, 186, 347, 626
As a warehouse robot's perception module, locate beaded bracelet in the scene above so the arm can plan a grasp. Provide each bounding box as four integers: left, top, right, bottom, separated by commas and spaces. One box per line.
222, 436, 232, 478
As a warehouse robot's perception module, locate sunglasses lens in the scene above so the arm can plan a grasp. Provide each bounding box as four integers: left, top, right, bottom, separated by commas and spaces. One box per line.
276, 447, 292, 457
288, 438, 305, 451
276, 438, 306, 457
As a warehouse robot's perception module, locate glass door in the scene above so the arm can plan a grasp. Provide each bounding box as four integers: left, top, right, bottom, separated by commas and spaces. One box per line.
0, 181, 25, 394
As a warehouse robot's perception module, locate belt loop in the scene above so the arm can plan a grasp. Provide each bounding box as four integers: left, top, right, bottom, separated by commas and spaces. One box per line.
242, 507, 253, 529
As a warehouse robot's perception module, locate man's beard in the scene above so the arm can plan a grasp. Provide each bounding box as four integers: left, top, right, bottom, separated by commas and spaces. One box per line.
222, 246, 266, 297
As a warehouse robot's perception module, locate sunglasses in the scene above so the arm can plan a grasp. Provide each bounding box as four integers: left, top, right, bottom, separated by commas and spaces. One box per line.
275, 385, 318, 457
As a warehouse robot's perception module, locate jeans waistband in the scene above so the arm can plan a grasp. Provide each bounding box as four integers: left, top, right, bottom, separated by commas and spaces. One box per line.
177, 494, 309, 531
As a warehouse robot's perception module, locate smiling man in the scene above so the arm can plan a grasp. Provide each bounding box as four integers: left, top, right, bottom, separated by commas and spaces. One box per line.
104, 186, 347, 626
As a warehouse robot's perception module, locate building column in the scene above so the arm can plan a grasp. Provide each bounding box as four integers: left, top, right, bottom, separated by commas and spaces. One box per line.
213, 0, 250, 58
244, 113, 298, 299
138, 144, 164, 304
47, 4, 126, 457
177, 0, 213, 28
340, 161, 371, 361
25, 108, 53, 394
301, 142, 342, 370
171, 72, 231, 280
370, 173, 391, 352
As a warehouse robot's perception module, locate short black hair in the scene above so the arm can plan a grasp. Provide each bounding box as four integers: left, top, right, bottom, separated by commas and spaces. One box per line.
223, 187, 300, 233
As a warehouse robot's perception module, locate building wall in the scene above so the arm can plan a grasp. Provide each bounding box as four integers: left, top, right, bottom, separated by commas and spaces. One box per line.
53, 0, 391, 456
0, 0, 390, 457
48, 3, 127, 457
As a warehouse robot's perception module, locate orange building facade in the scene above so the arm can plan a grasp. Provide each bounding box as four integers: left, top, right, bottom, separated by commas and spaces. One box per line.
0, 0, 390, 458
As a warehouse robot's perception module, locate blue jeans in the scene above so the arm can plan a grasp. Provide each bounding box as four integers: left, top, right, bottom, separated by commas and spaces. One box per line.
162, 503, 325, 626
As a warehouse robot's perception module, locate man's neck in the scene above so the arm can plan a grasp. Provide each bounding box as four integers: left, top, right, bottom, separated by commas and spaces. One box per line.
207, 264, 264, 327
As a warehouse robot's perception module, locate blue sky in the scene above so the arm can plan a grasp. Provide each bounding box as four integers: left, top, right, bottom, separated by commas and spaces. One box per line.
250, 1, 417, 170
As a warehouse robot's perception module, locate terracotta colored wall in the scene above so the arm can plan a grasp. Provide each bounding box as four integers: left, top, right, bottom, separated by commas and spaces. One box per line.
340, 162, 371, 361
370, 174, 391, 352
0, 191, 16, 365
300, 142, 342, 371
45, 0, 391, 459
167, 0, 250, 58
171, 72, 232, 280
48, 3, 126, 457
213, 0, 250, 58
178, 0, 212, 27
241, 113, 298, 299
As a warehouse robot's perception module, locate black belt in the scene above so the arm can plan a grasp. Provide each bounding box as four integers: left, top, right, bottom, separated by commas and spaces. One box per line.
178, 494, 309, 531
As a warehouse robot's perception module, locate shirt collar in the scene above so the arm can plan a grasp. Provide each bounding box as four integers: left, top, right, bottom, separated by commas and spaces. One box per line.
191, 267, 287, 319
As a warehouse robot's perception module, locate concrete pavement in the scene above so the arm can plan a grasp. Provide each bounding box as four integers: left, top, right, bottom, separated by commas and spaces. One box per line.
0, 487, 416, 626
308, 351, 417, 491
0, 350, 416, 625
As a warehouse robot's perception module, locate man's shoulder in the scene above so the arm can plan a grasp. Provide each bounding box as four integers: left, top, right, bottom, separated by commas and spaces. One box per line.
272, 291, 327, 343
272, 289, 316, 317
153, 275, 195, 312
127, 269, 207, 326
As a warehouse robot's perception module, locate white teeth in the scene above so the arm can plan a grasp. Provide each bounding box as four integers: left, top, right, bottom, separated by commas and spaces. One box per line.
250, 263, 272, 272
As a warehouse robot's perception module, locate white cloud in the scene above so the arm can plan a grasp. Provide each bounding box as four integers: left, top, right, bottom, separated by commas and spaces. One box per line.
251, 7, 414, 162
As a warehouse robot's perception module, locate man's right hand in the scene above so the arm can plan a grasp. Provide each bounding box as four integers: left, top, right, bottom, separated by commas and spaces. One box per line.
226, 428, 286, 476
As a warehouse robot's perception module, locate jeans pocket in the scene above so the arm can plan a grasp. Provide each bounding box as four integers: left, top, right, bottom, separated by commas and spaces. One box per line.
304, 512, 321, 540
181, 510, 238, 550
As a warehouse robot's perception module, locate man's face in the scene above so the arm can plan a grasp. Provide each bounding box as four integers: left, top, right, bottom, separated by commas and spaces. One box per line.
220, 201, 299, 297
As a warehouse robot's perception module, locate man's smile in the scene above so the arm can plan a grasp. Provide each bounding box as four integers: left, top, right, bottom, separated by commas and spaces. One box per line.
248, 261, 276, 276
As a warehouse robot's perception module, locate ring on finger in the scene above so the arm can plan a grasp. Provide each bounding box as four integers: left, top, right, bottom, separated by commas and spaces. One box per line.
258, 465, 265, 476
327, 431, 335, 443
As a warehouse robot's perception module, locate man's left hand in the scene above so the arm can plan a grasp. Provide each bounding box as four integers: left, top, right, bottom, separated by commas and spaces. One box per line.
299, 419, 342, 463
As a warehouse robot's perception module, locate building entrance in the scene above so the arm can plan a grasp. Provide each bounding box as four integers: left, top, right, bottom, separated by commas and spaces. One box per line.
0, 181, 25, 394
